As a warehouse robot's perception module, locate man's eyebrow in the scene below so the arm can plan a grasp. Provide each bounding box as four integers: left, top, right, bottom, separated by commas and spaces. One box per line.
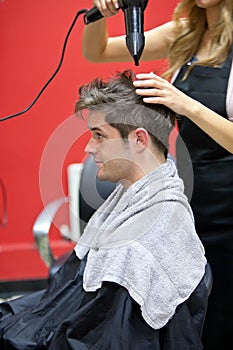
88, 126, 103, 132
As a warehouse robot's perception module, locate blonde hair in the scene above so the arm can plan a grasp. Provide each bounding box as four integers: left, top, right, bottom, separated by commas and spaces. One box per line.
163, 0, 233, 79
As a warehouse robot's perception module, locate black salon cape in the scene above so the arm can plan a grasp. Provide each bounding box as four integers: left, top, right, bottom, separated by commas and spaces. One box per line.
0, 251, 208, 350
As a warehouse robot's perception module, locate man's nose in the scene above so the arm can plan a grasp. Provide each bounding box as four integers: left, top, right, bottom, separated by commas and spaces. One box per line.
85, 137, 96, 155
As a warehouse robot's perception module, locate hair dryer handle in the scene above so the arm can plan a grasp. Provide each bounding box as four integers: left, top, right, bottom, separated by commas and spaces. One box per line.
83, 7, 103, 25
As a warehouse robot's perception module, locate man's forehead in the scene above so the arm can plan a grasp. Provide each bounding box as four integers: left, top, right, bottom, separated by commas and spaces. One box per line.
88, 110, 107, 129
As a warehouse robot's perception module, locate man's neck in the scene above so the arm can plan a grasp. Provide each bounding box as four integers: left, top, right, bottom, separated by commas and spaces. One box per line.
120, 154, 166, 190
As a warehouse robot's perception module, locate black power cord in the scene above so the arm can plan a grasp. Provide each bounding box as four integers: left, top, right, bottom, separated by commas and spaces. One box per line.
0, 8, 88, 122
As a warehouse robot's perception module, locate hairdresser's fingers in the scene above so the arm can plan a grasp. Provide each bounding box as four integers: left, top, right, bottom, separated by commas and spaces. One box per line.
133, 72, 169, 89
134, 87, 168, 107
133, 73, 171, 101
94, 0, 120, 17
133, 73, 193, 115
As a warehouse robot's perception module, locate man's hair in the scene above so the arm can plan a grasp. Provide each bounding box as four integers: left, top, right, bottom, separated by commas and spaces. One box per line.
75, 70, 175, 157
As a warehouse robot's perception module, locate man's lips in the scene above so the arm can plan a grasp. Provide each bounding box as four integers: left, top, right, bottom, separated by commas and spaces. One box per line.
94, 160, 103, 167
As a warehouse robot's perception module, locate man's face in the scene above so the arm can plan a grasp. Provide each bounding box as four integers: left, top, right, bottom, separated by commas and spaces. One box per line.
85, 110, 137, 186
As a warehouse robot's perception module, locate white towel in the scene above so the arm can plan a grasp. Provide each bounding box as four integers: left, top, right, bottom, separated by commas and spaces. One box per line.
75, 159, 206, 329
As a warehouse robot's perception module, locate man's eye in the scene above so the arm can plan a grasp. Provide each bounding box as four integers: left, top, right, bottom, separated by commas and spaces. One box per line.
95, 133, 104, 140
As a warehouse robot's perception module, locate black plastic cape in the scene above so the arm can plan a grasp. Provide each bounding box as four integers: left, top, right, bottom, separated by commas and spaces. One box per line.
0, 251, 208, 349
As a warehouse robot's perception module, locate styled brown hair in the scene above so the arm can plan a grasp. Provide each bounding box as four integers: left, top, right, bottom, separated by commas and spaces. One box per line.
75, 70, 175, 157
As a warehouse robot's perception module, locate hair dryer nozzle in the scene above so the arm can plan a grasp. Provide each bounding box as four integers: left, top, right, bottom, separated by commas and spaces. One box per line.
126, 32, 144, 66
123, 4, 147, 65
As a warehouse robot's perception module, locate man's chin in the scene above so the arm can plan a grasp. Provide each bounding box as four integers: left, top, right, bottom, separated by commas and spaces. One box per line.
96, 168, 106, 181
97, 168, 115, 183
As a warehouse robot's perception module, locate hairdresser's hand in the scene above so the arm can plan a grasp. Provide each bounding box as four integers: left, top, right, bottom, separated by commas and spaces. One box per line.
133, 72, 233, 153
93, 0, 120, 17
133, 72, 197, 117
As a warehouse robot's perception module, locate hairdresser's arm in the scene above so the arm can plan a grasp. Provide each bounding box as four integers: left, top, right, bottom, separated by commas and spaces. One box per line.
133, 73, 233, 153
82, 0, 176, 63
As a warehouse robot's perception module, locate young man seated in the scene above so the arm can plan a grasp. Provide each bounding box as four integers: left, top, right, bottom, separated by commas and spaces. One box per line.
0, 70, 209, 350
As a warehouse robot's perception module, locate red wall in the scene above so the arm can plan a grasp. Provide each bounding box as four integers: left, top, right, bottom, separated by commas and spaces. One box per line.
0, 0, 179, 281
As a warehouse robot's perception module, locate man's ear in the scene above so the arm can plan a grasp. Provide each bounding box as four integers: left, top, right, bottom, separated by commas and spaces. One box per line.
133, 128, 149, 151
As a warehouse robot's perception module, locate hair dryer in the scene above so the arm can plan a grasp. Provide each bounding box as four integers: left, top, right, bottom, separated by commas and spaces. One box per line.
84, 0, 149, 66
